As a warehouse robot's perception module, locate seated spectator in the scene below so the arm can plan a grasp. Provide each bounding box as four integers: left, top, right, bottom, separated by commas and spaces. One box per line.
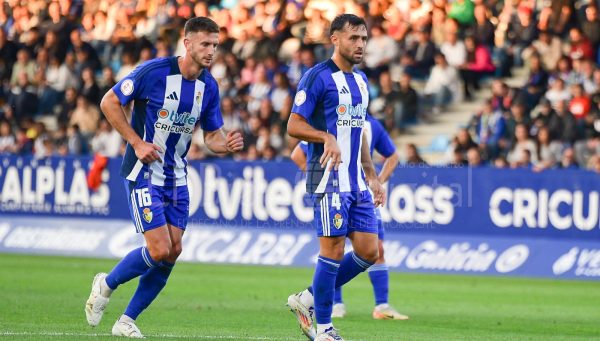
404, 143, 427, 166
517, 53, 549, 110
0, 120, 15, 153
90, 119, 122, 158
69, 95, 100, 137
459, 36, 495, 100
522, 30, 562, 71
423, 53, 460, 114
467, 147, 485, 167
560, 147, 580, 169
396, 72, 419, 127
545, 78, 571, 110
550, 100, 578, 144
534, 126, 563, 169
440, 30, 466, 69
364, 25, 398, 77
568, 27, 594, 61
7, 72, 38, 125
401, 27, 436, 79
569, 83, 592, 120
472, 100, 505, 159
507, 123, 537, 166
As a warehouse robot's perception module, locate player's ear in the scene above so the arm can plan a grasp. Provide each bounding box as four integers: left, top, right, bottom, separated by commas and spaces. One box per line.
330, 32, 339, 47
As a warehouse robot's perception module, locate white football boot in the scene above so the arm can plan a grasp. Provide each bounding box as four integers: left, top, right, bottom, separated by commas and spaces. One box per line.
314, 327, 344, 341
85, 273, 110, 326
112, 317, 144, 338
287, 290, 316, 340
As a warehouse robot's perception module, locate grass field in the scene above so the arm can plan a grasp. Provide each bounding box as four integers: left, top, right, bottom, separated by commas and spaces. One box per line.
1, 254, 599, 341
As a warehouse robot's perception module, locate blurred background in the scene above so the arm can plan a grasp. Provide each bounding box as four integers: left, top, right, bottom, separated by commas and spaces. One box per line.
0, 0, 598, 169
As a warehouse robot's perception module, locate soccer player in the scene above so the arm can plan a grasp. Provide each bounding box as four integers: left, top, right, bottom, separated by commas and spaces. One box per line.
286, 14, 386, 341
84, 17, 243, 338
290, 113, 409, 321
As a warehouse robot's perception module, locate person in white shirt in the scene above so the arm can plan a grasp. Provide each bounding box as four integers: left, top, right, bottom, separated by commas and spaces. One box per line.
440, 31, 466, 68
364, 25, 398, 70
424, 53, 461, 114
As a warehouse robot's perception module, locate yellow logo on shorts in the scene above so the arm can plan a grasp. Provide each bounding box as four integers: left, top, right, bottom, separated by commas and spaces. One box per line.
143, 208, 153, 223
333, 213, 343, 229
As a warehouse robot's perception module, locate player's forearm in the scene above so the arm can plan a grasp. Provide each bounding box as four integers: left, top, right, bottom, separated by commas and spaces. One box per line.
287, 113, 331, 143
360, 134, 378, 182
101, 90, 143, 148
378, 152, 399, 183
203, 129, 229, 154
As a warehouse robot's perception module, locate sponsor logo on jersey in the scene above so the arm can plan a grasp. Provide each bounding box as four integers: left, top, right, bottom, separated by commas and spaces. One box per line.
154, 108, 196, 134
143, 207, 153, 223
336, 103, 366, 127
333, 213, 343, 229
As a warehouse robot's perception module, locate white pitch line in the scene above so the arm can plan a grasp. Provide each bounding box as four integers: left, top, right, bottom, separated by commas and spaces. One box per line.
0, 331, 298, 340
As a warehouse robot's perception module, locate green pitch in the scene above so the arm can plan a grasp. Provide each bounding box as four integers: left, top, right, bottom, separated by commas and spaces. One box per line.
1, 254, 599, 341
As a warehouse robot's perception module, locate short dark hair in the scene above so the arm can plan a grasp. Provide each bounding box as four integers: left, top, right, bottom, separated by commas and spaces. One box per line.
184, 17, 219, 36
329, 14, 367, 35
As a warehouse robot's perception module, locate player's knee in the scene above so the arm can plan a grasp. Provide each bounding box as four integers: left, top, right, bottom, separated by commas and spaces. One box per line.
359, 247, 379, 264
148, 245, 171, 262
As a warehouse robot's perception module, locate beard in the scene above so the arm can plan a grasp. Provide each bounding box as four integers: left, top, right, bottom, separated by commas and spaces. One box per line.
340, 48, 363, 66
191, 53, 212, 68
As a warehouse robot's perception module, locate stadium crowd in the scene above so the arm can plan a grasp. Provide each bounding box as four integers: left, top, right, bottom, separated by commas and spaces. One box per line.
0, 0, 598, 172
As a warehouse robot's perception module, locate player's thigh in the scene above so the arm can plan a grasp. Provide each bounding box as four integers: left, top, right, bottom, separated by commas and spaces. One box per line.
347, 190, 379, 235
163, 185, 190, 231
124, 179, 167, 233
312, 192, 351, 238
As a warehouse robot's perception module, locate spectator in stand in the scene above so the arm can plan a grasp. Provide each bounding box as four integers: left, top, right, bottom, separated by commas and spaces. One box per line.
560, 147, 579, 169
402, 26, 436, 79
569, 83, 592, 120
522, 30, 562, 71
0, 119, 15, 153
404, 143, 427, 166
568, 27, 594, 61
472, 99, 505, 159
545, 78, 571, 110
582, 5, 600, 50
460, 36, 495, 100
441, 30, 466, 69
397, 72, 419, 128
507, 123, 537, 166
90, 119, 122, 158
424, 53, 460, 115
69, 95, 99, 137
364, 24, 398, 78
467, 146, 484, 167
550, 100, 578, 144
534, 126, 563, 170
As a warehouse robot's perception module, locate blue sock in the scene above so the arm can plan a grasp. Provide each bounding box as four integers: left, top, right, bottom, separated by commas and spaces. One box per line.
334, 252, 373, 289
333, 287, 343, 304
124, 261, 174, 320
368, 263, 389, 305
313, 256, 340, 325
105, 247, 159, 290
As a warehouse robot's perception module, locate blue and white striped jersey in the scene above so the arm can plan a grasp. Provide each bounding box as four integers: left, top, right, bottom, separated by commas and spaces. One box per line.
291, 59, 370, 194
112, 57, 223, 187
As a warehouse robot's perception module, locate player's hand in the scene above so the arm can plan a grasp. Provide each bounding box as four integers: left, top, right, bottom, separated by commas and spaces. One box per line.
320, 134, 342, 171
133, 140, 162, 164
368, 178, 386, 207
226, 130, 244, 153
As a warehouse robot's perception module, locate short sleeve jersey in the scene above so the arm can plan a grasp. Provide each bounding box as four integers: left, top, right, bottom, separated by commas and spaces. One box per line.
112, 57, 223, 187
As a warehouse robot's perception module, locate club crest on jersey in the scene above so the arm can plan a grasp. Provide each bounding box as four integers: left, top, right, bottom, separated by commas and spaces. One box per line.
142, 208, 153, 223
120, 79, 134, 96
294, 90, 307, 106
333, 213, 343, 229
359, 82, 367, 95
196, 91, 202, 105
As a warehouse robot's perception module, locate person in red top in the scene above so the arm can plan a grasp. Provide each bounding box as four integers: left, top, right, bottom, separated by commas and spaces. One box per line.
569, 27, 594, 61
569, 83, 592, 119
459, 35, 495, 100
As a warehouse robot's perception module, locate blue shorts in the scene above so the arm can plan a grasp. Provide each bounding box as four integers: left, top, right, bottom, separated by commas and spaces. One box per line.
124, 179, 190, 233
375, 208, 384, 240
312, 190, 378, 237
